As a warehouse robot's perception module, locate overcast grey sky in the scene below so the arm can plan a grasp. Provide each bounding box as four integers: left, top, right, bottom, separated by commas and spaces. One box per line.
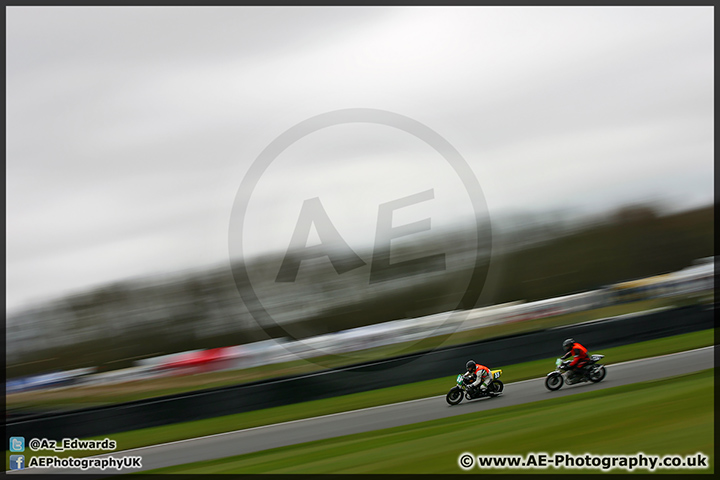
6, 6, 714, 313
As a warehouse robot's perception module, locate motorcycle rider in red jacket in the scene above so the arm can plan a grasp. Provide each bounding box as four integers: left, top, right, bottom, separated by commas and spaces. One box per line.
560, 338, 589, 379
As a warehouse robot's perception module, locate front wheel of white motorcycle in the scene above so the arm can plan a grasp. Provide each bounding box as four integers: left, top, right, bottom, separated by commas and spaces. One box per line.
589, 365, 606, 383
545, 373, 563, 391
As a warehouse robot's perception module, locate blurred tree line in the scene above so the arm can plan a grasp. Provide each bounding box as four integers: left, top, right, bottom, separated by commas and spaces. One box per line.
6, 203, 713, 378
486, 204, 713, 303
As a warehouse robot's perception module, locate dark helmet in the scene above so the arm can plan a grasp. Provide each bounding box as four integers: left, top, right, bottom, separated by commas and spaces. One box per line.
563, 338, 575, 351
466, 360, 476, 372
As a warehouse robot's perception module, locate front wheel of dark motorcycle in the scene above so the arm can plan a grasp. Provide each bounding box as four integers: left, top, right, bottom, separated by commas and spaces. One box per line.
589, 365, 606, 383
446, 387, 463, 405
545, 373, 563, 391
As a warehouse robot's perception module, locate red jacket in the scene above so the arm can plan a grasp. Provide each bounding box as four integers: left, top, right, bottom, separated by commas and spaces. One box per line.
562, 343, 589, 367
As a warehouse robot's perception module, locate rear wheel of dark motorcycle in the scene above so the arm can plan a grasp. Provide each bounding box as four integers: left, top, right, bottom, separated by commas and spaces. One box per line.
446, 387, 463, 405
489, 380, 504, 394
589, 365, 606, 383
545, 373, 563, 391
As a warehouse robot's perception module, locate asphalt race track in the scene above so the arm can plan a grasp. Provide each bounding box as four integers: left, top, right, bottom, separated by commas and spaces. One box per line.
10, 346, 714, 475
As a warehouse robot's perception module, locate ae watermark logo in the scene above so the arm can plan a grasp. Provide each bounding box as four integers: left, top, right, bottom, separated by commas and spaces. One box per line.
229, 109, 492, 366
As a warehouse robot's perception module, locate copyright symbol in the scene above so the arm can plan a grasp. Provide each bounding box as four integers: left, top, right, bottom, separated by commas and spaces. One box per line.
458, 453, 475, 470
29, 438, 41, 451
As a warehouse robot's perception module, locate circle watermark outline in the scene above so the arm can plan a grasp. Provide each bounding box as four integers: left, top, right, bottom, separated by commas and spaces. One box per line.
229, 108, 492, 367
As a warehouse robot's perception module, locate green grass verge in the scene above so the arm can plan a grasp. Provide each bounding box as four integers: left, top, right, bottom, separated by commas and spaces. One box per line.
144, 369, 715, 474
7, 297, 692, 411
8, 327, 713, 467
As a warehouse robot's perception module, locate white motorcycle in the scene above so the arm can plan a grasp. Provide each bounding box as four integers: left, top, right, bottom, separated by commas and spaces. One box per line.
545, 355, 606, 391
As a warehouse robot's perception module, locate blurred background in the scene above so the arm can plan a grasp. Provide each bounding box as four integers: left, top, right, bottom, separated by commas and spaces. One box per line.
5, 7, 713, 405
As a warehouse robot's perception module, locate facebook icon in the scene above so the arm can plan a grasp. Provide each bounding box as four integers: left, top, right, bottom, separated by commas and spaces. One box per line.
10, 455, 25, 470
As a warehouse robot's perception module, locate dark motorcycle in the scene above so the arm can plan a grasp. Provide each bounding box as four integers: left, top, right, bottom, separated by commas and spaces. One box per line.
545, 354, 606, 391
446, 369, 503, 405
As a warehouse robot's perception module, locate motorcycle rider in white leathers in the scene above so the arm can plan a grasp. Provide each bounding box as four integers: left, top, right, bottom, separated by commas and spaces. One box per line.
465, 360, 491, 393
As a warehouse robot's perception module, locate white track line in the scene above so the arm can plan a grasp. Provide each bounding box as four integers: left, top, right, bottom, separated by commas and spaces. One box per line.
606, 345, 714, 366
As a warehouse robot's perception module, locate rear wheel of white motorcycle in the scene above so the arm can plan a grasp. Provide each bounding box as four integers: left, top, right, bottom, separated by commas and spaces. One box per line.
589, 365, 606, 383
446, 387, 463, 405
545, 373, 563, 391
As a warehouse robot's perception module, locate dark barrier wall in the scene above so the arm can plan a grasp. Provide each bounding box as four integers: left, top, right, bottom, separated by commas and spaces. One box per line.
5, 304, 714, 442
